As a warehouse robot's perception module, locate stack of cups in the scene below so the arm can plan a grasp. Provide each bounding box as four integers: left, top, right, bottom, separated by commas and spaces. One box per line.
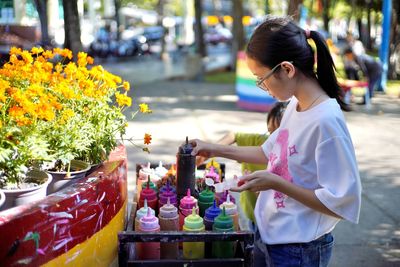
158, 198, 179, 259
137, 209, 160, 260
198, 186, 215, 217
135, 199, 155, 230
158, 181, 178, 208
219, 195, 239, 231
212, 207, 235, 258
178, 189, 199, 229
182, 207, 205, 259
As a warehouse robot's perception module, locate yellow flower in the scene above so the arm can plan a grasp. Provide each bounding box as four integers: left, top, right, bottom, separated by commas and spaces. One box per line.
115, 92, 132, 107
77, 52, 89, 67
139, 103, 152, 113
31, 47, 44, 54
144, 133, 152, 145
122, 81, 130, 91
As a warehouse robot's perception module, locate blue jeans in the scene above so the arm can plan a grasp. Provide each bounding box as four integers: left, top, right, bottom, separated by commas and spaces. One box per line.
254, 229, 334, 267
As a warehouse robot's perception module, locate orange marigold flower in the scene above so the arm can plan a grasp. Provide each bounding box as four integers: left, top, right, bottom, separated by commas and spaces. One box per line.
139, 103, 152, 113
144, 133, 152, 145
42, 50, 54, 59
87, 56, 94, 65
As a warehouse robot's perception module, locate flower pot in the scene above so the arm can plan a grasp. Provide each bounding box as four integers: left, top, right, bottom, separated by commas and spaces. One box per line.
0, 190, 5, 210
0, 170, 52, 211
46, 160, 91, 194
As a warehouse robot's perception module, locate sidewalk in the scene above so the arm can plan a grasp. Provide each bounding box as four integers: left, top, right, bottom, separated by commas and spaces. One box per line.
103, 59, 400, 266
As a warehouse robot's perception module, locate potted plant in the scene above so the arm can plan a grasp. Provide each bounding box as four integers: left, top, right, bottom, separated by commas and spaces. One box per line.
0, 50, 54, 208
0, 47, 152, 201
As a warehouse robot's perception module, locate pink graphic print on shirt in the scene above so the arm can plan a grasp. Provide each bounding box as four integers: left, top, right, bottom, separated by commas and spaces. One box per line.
267, 129, 293, 209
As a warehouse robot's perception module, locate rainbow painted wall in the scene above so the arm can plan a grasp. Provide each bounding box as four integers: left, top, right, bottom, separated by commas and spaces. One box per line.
236, 51, 277, 112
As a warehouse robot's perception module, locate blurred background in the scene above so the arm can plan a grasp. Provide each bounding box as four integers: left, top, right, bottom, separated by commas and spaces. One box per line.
0, 0, 399, 89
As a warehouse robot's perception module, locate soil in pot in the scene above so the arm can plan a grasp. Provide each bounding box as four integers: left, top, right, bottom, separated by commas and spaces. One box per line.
0, 169, 52, 211
46, 160, 90, 194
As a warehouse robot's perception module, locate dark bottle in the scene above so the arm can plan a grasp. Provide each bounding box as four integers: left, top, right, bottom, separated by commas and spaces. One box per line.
176, 136, 196, 200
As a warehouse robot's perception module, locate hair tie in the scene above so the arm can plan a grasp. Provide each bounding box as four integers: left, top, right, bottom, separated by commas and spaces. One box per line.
305, 29, 311, 39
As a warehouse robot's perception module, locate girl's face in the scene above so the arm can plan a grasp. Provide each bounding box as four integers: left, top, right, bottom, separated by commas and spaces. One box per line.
246, 57, 295, 101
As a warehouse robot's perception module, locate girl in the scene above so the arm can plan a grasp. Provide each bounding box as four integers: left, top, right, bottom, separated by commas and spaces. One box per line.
190, 16, 361, 267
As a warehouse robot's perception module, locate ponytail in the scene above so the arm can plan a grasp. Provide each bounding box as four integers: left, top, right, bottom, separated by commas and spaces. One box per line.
246, 16, 350, 112
308, 30, 351, 111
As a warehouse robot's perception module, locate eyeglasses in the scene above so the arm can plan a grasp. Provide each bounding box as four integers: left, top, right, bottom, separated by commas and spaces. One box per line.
256, 61, 293, 90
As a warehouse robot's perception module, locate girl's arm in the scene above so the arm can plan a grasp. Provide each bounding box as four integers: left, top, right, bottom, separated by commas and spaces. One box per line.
216, 131, 236, 146
190, 139, 268, 165
231, 170, 342, 219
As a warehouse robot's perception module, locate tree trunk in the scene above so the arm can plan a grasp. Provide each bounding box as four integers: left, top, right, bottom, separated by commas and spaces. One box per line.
322, 0, 330, 32
194, 0, 206, 57
62, 0, 82, 58
366, 0, 372, 50
287, 0, 303, 21
157, 0, 167, 60
265, 0, 270, 14
231, 0, 245, 71
357, 17, 362, 42
34, 0, 50, 46
114, 0, 121, 40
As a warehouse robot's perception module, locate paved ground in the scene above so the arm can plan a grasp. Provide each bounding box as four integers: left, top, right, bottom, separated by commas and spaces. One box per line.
103, 57, 400, 266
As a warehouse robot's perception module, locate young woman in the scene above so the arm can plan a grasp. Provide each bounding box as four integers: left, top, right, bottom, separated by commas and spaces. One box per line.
190, 16, 361, 267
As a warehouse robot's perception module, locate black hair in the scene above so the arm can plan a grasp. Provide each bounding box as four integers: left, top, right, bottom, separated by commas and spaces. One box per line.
246, 16, 350, 111
267, 101, 287, 125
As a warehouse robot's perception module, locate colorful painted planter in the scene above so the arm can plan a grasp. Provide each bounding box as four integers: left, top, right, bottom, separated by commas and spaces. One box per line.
0, 145, 128, 266
236, 51, 277, 112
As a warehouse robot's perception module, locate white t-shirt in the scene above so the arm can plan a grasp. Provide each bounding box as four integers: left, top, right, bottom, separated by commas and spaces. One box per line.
255, 97, 361, 245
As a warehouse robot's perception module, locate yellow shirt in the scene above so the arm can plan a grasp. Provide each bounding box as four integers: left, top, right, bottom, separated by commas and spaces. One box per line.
235, 133, 268, 223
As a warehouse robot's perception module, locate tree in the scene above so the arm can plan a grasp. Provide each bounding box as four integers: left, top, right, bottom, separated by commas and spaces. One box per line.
34, 0, 50, 46
231, 0, 245, 71
62, 0, 83, 57
287, 0, 303, 21
194, 0, 206, 57
322, 0, 331, 32
156, 0, 167, 59
114, 0, 121, 40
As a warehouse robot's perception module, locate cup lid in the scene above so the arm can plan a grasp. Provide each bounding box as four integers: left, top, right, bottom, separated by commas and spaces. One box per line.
140, 208, 160, 230
139, 162, 154, 176
213, 206, 233, 229
179, 136, 193, 154
155, 161, 168, 178
204, 199, 221, 220
159, 189, 177, 204
136, 199, 155, 220
179, 188, 197, 209
205, 166, 220, 182
160, 181, 176, 194
140, 180, 157, 199
219, 195, 237, 215
159, 198, 178, 218
199, 187, 215, 203
184, 207, 203, 229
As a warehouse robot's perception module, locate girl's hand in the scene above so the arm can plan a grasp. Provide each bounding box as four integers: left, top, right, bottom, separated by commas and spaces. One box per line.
189, 139, 215, 159
230, 170, 281, 192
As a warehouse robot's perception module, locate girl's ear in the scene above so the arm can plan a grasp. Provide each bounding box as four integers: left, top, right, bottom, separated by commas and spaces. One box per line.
281, 61, 295, 78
